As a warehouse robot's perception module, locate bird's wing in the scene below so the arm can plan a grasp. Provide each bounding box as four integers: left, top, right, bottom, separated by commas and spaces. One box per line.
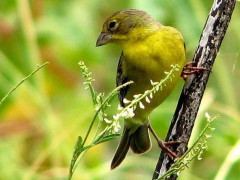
116, 52, 129, 107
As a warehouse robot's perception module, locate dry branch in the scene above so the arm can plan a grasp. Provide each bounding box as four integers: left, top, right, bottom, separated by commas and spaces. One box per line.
152, 0, 237, 179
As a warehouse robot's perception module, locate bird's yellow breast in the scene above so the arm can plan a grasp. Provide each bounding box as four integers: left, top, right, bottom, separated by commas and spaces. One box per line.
121, 26, 186, 122
123, 26, 185, 74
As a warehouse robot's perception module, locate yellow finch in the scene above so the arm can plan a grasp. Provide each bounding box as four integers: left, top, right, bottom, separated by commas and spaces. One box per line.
96, 9, 186, 169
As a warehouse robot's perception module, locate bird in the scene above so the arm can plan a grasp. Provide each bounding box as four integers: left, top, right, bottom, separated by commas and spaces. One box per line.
96, 9, 186, 169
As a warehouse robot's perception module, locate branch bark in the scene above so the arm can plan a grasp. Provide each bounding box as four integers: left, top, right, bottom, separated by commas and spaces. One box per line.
152, 0, 236, 179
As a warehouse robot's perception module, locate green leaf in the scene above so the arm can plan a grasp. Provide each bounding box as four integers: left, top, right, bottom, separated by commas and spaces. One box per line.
69, 136, 84, 176
94, 133, 121, 145
74, 136, 83, 152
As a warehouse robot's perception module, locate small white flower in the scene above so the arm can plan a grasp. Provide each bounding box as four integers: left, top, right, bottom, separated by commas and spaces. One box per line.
198, 152, 203, 160
145, 96, 150, 103
129, 112, 135, 118
113, 127, 119, 133
150, 79, 158, 86
205, 112, 210, 119
117, 105, 123, 110
123, 98, 130, 104
127, 107, 133, 113
104, 118, 112, 124
95, 106, 99, 111
156, 86, 159, 91
144, 90, 149, 94
133, 94, 141, 98
127, 108, 135, 117
113, 122, 121, 133
113, 114, 119, 120
150, 93, 153, 99
205, 134, 212, 139
139, 102, 145, 109
121, 111, 128, 117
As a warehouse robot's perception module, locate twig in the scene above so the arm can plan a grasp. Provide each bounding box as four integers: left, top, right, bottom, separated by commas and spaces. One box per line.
0, 62, 49, 105
81, 81, 133, 147
152, 0, 236, 179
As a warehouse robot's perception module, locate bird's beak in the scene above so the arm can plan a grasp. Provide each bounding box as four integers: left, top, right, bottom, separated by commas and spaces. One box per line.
96, 32, 112, 47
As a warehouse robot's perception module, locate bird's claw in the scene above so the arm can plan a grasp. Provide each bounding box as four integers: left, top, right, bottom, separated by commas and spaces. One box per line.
148, 124, 181, 159
181, 62, 210, 80
158, 141, 179, 159
164, 140, 182, 146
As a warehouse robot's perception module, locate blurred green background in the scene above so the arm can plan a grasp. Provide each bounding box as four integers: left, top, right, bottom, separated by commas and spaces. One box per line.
0, 0, 240, 180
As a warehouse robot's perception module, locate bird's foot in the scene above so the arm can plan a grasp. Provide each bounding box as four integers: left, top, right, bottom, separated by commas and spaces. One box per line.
164, 140, 182, 145
148, 124, 180, 159
181, 62, 210, 80
156, 140, 179, 159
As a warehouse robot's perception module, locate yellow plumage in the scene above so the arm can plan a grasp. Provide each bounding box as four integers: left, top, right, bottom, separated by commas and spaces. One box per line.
123, 26, 185, 121
96, 9, 186, 169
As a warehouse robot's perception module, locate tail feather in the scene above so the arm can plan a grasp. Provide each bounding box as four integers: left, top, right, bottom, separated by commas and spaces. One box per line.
130, 125, 151, 154
111, 124, 151, 169
111, 127, 131, 169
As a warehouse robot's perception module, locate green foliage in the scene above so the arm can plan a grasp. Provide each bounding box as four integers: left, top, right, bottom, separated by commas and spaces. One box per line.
69, 62, 180, 179
69, 61, 132, 179
0, 0, 239, 180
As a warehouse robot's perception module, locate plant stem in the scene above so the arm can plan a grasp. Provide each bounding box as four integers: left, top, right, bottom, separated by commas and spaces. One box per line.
0, 62, 49, 105
81, 81, 133, 147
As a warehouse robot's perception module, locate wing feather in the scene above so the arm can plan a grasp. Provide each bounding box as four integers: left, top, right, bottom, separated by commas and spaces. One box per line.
116, 52, 129, 107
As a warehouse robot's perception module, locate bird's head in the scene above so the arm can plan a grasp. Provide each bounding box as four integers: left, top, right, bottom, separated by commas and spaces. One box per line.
96, 9, 160, 47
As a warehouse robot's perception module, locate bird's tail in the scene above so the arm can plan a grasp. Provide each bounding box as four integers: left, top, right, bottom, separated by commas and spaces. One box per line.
130, 124, 151, 154
111, 124, 151, 169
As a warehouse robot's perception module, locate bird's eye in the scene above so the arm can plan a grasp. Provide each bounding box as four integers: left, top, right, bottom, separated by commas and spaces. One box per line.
109, 21, 116, 28
108, 21, 118, 31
